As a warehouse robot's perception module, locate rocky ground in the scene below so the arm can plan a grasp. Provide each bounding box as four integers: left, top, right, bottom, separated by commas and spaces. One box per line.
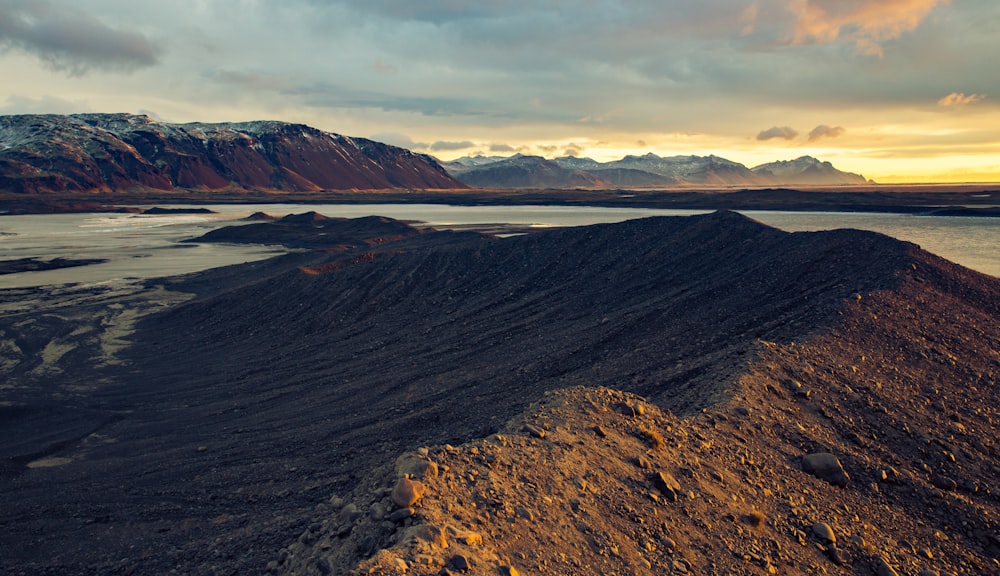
1, 211, 997, 575
279, 261, 1000, 576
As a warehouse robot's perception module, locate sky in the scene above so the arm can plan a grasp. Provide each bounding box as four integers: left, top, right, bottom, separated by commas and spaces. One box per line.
1, 0, 998, 183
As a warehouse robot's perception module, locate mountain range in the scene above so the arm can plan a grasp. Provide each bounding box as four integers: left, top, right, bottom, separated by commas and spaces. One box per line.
442, 153, 870, 188
0, 113, 464, 193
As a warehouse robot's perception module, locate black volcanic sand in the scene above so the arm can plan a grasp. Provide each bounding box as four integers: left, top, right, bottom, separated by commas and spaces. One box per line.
1, 211, 997, 574
2, 184, 999, 215
0, 257, 109, 275
141, 207, 217, 215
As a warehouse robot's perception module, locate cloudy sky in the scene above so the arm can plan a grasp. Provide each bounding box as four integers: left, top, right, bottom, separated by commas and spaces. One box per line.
2, 0, 998, 182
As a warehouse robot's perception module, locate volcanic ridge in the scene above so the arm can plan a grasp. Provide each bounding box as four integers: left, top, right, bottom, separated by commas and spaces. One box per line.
0, 211, 997, 575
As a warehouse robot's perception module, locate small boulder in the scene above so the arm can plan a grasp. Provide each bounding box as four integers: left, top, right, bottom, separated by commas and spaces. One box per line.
812, 522, 836, 545
447, 554, 472, 572
396, 452, 439, 480
802, 452, 850, 487
391, 477, 426, 508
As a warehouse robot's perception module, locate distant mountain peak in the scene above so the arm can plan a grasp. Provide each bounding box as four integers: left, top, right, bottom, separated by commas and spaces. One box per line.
0, 113, 466, 193
442, 151, 869, 188
751, 156, 866, 185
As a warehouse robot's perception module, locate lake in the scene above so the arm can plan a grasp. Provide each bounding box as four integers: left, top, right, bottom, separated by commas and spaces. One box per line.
1, 204, 997, 289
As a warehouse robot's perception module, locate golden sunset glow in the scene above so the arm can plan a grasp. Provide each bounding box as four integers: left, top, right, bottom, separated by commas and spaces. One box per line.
1, 1, 997, 183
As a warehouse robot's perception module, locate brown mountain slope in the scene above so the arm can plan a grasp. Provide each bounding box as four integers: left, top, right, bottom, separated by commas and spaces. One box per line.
0, 113, 465, 193
0, 212, 996, 575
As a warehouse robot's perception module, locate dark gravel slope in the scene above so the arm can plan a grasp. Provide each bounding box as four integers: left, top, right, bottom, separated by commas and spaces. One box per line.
1, 211, 995, 575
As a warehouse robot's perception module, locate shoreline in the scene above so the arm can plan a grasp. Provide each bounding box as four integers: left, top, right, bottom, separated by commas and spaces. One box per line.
2, 185, 999, 216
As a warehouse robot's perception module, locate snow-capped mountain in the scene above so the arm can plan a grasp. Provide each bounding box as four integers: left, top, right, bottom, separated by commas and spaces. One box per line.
442, 154, 608, 188
751, 156, 868, 186
442, 152, 868, 188
0, 113, 465, 193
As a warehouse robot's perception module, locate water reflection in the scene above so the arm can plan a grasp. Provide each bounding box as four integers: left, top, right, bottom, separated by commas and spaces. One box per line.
1, 205, 996, 288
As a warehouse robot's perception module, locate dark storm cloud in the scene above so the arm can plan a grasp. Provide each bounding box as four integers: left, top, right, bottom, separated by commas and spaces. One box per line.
290, 82, 500, 118
756, 126, 799, 141
0, 0, 160, 74
808, 125, 846, 142
209, 69, 289, 91
205, 0, 997, 132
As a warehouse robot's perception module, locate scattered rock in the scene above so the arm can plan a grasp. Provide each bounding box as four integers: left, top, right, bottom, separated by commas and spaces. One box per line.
453, 530, 483, 546
400, 525, 448, 549
496, 565, 520, 576
931, 474, 957, 491
522, 424, 546, 439
827, 544, 849, 565
651, 471, 681, 501
802, 452, 850, 487
388, 507, 415, 523
874, 556, 901, 576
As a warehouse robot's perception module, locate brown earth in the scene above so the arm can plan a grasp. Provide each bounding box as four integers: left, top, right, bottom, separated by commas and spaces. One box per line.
0, 211, 997, 575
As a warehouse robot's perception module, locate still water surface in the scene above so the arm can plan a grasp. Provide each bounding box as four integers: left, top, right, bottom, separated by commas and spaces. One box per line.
1, 204, 997, 288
